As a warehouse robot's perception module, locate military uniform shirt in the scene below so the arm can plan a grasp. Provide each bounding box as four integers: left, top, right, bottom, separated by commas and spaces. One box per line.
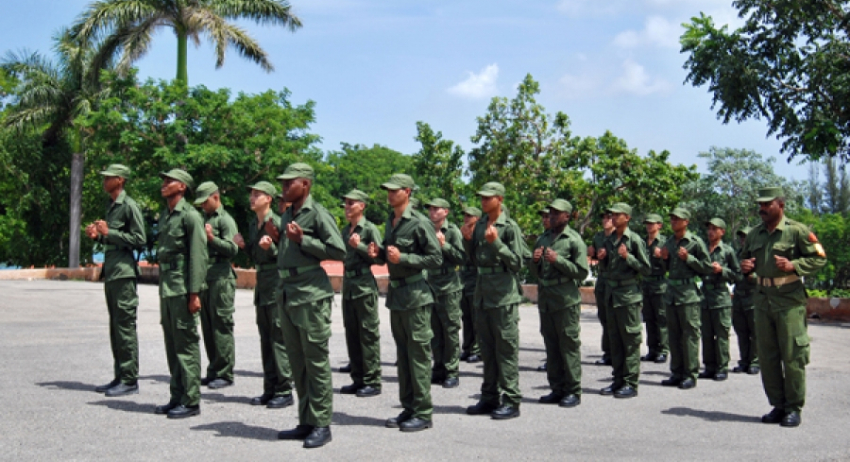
157, 197, 208, 297
342, 216, 383, 300
98, 190, 146, 282
592, 231, 611, 278
733, 246, 758, 305
661, 231, 713, 306
529, 226, 589, 310
245, 210, 280, 307
428, 221, 465, 295
599, 228, 651, 307
204, 206, 238, 282
463, 212, 528, 308
702, 241, 741, 308
643, 234, 667, 294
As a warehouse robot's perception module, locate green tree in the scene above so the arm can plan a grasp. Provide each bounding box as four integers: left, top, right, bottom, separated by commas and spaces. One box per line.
822, 158, 850, 215
71, 0, 302, 84
680, 4, 850, 162
794, 209, 850, 291
411, 122, 466, 217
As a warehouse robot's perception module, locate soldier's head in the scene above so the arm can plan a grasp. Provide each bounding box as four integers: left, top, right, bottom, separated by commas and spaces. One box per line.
159, 169, 194, 199
644, 213, 663, 235
277, 163, 314, 203
462, 206, 482, 227
381, 174, 415, 209
539, 207, 551, 230
194, 181, 221, 214
477, 182, 505, 215
736, 226, 750, 246
756, 187, 785, 224
548, 200, 572, 231
705, 218, 727, 244
248, 181, 276, 213
600, 211, 614, 231
607, 203, 632, 231
99, 164, 129, 194
425, 198, 451, 226
277, 194, 292, 214
343, 189, 368, 224
669, 207, 691, 234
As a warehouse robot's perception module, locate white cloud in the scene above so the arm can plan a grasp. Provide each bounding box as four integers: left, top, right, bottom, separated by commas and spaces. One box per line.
614, 16, 681, 49
610, 60, 671, 96
447, 64, 499, 99
557, 73, 600, 100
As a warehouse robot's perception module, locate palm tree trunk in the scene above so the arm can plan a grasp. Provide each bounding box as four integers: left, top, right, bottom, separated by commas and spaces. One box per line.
68, 152, 84, 268
176, 28, 188, 84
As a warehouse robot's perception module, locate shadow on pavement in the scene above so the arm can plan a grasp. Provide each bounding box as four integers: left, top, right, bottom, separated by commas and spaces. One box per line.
37, 380, 97, 392
661, 407, 760, 423
519, 346, 546, 353
202, 392, 252, 405
190, 421, 279, 441
332, 411, 387, 426
88, 399, 155, 414
234, 369, 264, 378
138, 374, 170, 383
433, 404, 468, 415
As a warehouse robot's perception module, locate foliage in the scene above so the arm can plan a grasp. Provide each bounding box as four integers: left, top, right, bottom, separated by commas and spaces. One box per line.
793, 209, 850, 291
680, 4, 850, 162
411, 122, 467, 222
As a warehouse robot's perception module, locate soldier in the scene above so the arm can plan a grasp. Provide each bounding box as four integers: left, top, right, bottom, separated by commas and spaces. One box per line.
641, 213, 668, 363
233, 181, 294, 409
588, 211, 615, 366
459, 206, 482, 364
536, 206, 551, 372
596, 203, 650, 399
731, 226, 759, 374
87, 164, 146, 397
659, 207, 713, 390
740, 187, 825, 428
194, 182, 238, 390
529, 199, 588, 408
339, 189, 383, 398
367, 173, 442, 432
153, 169, 207, 419
424, 198, 465, 389
462, 182, 528, 420
270, 163, 346, 448
699, 218, 741, 381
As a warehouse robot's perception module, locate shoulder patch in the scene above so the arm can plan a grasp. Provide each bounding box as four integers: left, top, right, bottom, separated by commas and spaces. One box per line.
815, 243, 826, 257
808, 232, 819, 243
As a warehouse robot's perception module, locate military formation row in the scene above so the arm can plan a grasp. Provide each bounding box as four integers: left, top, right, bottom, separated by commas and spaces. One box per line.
87, 163, 825, 449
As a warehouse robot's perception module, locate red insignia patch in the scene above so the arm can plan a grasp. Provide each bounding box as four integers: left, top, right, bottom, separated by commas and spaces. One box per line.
808, 232, 819, 243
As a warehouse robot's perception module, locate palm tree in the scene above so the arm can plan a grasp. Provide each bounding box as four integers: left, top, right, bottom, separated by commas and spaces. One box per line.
71, 0, 302, 84
2, 30, 109, 267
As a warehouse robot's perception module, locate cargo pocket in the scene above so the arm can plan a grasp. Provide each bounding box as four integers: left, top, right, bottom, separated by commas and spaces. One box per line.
306, 303, 332, 344
794, 333, 810, 365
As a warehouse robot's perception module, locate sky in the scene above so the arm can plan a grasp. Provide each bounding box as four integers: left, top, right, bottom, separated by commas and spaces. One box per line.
0, 0, 809, 180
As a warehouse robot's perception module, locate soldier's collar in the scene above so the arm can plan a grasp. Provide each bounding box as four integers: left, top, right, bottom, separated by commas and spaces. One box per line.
292, 194, 315, 217
112, 190, 126, 205
354, 216, 367, 229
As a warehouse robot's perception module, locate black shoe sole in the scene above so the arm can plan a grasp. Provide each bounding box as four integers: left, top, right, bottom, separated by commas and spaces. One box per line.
105, 387, 139, 397
400, 421, 433, 432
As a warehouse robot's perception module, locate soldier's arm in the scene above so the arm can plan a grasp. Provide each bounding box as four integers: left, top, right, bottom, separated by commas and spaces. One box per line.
527, 236, 544, 278
300, 210, 347, 261
355, 223, 384, 265
792, 226, 827, 276
104, 201, 146, 249
208, 215, 239, 259
485, 223, 524, 272
398, 222, 443, 269
722, 247, 742, 283
441, 227, 466, 265
625, 237, 652, 276
686, 239, 715, 275
552, 238, 589, 280
186, 212, 209, 294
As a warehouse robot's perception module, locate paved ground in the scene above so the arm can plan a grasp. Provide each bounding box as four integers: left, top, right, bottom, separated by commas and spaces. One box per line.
1, 280, 848, 461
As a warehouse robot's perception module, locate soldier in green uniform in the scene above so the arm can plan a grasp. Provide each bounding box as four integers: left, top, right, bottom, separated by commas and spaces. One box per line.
740, 187, 826, 428
194, 182, 239, 389
659, 207, 713, 390
459, 206, 482, 364
596, 203, 650, 399
424, 198, 466, 388
588, 211, 615, 366
462, 182, 528, 419
154, 169, 208, 419
699, 218, 741, 381
641, 213, 668, 363
270, 163, 346, 448
731, 226, 759, 374
339, 189, 383, 398
535, 206, 551, 372
87, 164, 146, 397
233, 181, 293, 408
367, 174, 442, 432
529, 199, 588, 408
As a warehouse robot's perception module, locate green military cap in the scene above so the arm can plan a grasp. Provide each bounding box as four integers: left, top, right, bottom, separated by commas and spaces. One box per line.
277, 162, 315, 181
756, 186, 784, 203
538, 207, 550, 215
477, 182, 506, 197
343, 188, 369, 202
100, 164, 131, 179
644, 213, 663, 224
424, 198, 451, 209
737, 226, 752, 237
669, 207, 691, 220
193, 181, 219, 205
607, 202, 632, 215
248, 181, 277, 197
705, 217, 727, 229
463, 206, 482, 217
549, 199, 573, 213
381, 173, 416, 190
160, 168, 195, 190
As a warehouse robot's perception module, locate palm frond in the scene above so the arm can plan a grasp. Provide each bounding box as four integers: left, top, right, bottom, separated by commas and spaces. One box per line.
190, 10, 271, 71
212, 0, 302, 31
71, 0, 159, 43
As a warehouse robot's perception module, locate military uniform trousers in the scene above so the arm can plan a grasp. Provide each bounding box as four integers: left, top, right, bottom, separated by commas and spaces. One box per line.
160, 295, 202, 406
391, 305, 434, 421
476, 304, 522, 407
539, 302, 582, 396
256, 302, 292, 397
594, 279, 611, 360
732, 296, 758, 368
756, 305, 809, 413
641, 289, 668, 356
105, 278, 139, 384
200, 277, 236, 382
279, 297, 334, 427
606, 303, 642, 389
700, 307, 731, 374
431, 290, 463, 380
460, 292, 480, 356
666, 303, 701, 381
342, 293, 382, 388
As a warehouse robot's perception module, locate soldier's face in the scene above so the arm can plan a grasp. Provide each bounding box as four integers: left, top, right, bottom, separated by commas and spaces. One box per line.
601, 214, 614, 230
249, 189, 271, 212
161, 177, 185, 198
611, 212, 629, 228
344, 198, 365, 221
541, 213, 550, 229
102, 176, 123, 194
549, 210, 569, 229
737, 234, 746, 246
463, 214, 479, 227
480, 195, 502, 214
758, 200, 783, 223
201, 193, 219, 214
645, 222, 662, 234
706, 224, 725, 242
386, 188, 409, 208
282, 178, 308, 203
428, 206, 448, 224
670, 216, 688, 233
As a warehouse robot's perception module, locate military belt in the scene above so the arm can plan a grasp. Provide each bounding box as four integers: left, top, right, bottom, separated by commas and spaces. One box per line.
256, 263, 278, 272
389, 273, 424, 288
279, 264, 322, 279
607, 278, 637, 288
434, 267, 458, 276
539, 276, 571, 287
207, 256, 229, 265
668, 277, 696, 287
160, 259, 185, 272
478, 265, 508, 274
759, 275, 801, 287
344, 268, 372, 278
643, 275, 665, 282
703, 282, 726, 290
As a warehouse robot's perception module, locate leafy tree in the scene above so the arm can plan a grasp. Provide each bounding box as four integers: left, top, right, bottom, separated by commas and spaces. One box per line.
794, 209, 850, 291
680, 4, 850, 162
71, 0, 302, 84
411, 122, 466, 219
822, 158, 850, 215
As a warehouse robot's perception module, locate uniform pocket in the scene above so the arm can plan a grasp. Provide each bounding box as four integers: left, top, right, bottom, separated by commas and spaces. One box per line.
394, 237, 415, 253
772, 242, 794, 258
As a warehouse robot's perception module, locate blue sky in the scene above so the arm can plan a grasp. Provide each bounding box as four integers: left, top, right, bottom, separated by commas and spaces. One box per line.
0, 0, 807, 180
